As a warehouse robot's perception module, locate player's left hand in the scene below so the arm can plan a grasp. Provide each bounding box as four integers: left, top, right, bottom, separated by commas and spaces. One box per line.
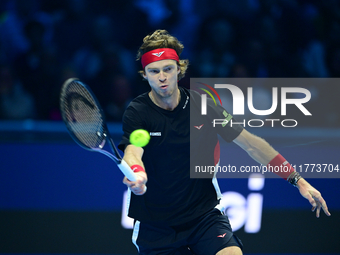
296, 178, 331, 218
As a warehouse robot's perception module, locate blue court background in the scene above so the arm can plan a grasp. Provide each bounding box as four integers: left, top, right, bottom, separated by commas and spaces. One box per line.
0, 121, 339, 254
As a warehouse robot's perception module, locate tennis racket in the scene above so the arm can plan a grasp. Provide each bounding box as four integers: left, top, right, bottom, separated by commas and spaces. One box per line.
60, 78, 137, 182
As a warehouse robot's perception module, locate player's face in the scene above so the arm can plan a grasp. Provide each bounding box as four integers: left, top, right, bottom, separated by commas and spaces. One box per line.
143, 59, 180, 99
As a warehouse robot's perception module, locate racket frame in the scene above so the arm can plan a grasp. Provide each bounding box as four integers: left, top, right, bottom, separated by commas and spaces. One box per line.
60, 78, 137, 182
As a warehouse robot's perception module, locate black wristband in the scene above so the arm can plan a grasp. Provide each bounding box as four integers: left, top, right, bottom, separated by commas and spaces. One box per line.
287, 171, 302, 187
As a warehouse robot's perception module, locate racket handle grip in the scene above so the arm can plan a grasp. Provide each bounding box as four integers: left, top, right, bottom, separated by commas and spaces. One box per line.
118, 159, 137, 182
119, 159, 147, 194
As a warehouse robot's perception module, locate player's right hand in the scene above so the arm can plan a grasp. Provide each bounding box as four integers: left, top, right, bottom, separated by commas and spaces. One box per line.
123, 171, 147, 195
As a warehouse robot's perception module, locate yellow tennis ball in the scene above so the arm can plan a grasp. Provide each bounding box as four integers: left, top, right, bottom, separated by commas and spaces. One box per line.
130, 129, 150, 147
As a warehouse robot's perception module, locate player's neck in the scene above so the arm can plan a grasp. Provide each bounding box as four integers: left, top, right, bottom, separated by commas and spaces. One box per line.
149, 88, 181, 111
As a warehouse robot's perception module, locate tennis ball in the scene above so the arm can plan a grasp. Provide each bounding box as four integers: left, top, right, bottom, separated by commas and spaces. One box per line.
130, 129, 150, 147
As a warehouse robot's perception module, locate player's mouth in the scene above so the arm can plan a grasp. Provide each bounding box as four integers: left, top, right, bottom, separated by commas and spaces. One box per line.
160, 85, 168, 90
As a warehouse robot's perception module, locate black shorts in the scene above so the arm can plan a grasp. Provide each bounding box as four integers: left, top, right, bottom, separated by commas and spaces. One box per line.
132, 205, 243, 255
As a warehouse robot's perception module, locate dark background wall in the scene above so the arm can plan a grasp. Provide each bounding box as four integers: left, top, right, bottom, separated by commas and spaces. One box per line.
1, 0, 340, 125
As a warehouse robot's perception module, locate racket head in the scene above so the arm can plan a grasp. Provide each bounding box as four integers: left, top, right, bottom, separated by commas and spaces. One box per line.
60, 78, 112, 153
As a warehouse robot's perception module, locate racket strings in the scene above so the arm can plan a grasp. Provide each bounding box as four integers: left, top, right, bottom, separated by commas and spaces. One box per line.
61, 80, 106, 149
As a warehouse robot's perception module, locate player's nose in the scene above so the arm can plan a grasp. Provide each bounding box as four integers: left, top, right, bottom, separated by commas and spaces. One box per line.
159, 71, 166, 82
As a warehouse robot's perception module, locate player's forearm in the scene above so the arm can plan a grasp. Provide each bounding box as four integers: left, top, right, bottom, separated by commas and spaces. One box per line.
123, 155, 145, 170
123, 144, 145, 169
122, 144, 148, 190
246, 142, 278, 166
234, 129, 278, 165
234, 129, 301, 181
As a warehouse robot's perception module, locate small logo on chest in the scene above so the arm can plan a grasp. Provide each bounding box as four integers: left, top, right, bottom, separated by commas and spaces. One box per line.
150, 132, 162, 136
217, 233, 226, 238
194, 124, 204, 130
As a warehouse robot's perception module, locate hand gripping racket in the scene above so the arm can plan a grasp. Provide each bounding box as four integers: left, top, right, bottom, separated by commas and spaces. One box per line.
60, 78, 137, 182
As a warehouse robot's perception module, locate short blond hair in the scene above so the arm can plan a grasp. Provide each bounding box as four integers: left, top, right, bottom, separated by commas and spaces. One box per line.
136, 29, 189, 80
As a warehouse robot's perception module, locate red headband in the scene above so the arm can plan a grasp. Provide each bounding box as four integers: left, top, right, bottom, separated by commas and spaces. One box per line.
141, 48, 179, 68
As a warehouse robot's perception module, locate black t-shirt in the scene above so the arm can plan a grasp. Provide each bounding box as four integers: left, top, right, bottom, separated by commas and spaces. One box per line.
119, 87, 243, 225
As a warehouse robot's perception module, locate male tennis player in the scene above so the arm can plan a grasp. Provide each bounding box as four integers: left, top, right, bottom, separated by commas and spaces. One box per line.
118, 30, 330, 255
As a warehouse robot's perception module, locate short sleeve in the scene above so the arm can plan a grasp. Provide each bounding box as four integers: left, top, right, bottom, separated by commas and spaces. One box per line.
118, 105, 144, 151
205, 99, 243, 142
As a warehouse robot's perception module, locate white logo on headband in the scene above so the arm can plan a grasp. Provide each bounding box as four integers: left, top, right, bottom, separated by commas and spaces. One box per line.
151, 51, 165, 57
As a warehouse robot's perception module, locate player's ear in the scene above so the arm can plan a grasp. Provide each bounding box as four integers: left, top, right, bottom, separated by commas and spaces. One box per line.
142, 71, 147, 80
177, 66, 180, 75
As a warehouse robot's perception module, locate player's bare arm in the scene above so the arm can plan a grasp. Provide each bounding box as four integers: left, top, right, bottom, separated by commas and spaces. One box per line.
233, 129, 278, 165
233, 129, 331, 217
122, 144, 148, 195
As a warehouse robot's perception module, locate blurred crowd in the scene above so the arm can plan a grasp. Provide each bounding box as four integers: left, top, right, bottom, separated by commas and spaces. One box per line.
0, 0, 339, 126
